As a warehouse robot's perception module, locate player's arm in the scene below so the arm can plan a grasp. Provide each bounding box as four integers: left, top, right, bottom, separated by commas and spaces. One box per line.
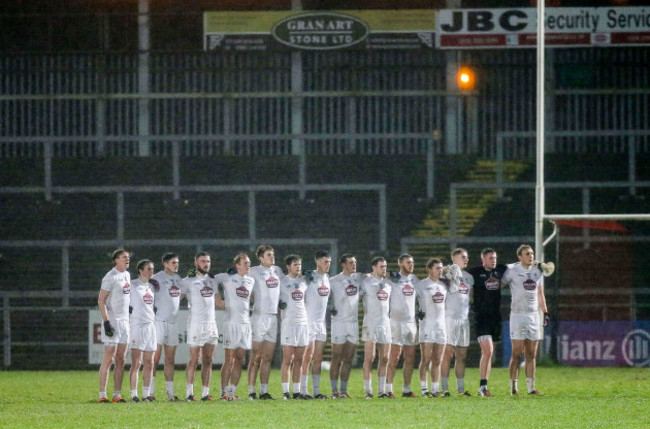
538, 282, 548, 314
215, 284, 225, 310
98, 289, 111, 322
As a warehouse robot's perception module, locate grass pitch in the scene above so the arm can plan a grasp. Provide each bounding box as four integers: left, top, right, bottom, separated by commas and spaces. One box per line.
0, 366, 648, 428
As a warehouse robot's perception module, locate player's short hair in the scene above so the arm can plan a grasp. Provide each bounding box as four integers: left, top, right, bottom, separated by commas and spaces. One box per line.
161, 252, 178, 264
256, 244, 274, 258
111, 249, 128, 262
517, 244, 533, 256
136, 259, 153, 272
451, 248, 467, 258
398, 253, 413, 263
315, 250, 330, 260
233, 252, 249, 265
370, 256, 386, 267
426, 258, 443, 269
339, 253, 355, 265
481, 247, 496, 257
195, 251, 210, 261
284, 254, 302, 266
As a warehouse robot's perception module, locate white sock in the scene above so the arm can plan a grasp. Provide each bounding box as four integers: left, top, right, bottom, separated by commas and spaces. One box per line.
143, 386, 150, 398
249, 385, 256, 394
260, 383, 268, 395
341, 380, 348, 393
99, 391, 107, 400
202, 386, 210, 397
166, 381, 174, 397
527, 378, 535, 393
228, 384, 237, 397
186, 384, 193, 397
301, 375, 308, 394
441, 377, 449, 392
130, 390, 138, 398
432, 382, 439, 393
420, 380, 428, 393
403, 384, 411, 393
293, 382, 301, 394
457, 378, 465, 393
113, 391, 121, 400
511, 379, 518, 391
282, 382, 290, 393
386, 383, 393, 394
378, 377, 386, 394
312, 374, 320, 395
364, 379, 372, 394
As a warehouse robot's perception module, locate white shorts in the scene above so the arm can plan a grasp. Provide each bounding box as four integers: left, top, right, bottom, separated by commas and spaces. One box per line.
331, 321, 359, 345
419, 323, 447, 345
251, 314, 278, 343
223, 321, 252, 350
308, 320, 327, 342
155, 320, 179, 347
281, 323, 310, 347
361, 323, 392, 345
130, 322, 157, 352
390, 320, 418, 347
187, 320, 219, 347
102, 319, 129, 345
445, 318, 470, 347
510, 312, 541, 341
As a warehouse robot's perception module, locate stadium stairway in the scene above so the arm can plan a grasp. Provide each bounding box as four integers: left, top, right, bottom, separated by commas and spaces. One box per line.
406, 159, 531, 279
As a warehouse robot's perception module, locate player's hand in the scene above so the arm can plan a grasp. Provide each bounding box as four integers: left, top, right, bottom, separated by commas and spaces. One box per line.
103, 320, 114, 337
129, 306, 133, 314
417, 310, 425, 320
149, 278, 160, 291
330, 307, 338, 316
186, 267, 197, 277
303, 270, 314, 282
279, 300, 287, 310
543, 313, 550, 327
227, 267, 237, 275
153, 306, 157, 314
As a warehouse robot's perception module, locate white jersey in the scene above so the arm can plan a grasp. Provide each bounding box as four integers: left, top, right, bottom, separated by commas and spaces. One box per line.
280, 276, 309, 325
151, 270, 182, 323
250, 265, 284, 315
360, 276, 392, 326
180, 273, 218, 324
502, 263, 544, 315
417, 278, 448, 327
388, 273, 419, 323
329, 272, 363, 323
217, 273, 255, 325
445, 270, 473, 320
305, 271, 330, 324
100, 267, 131, 321
130, 279, 155, 325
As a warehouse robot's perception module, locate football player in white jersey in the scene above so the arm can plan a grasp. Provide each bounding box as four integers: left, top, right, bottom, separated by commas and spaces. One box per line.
416, 258, 448, 397
216, 253, 255, 401
97, 249, 131, 403
441, 248, 473, 397
502, 244, 549, 396
128, 259, 157, 402
279, 254, 309, 400
247, 244, 284, 400
329, 254, 363, 399
151, 252, 182, 401
386, 254, 419, 398
360, 256, 392, 399
300, 250, 332, 399
180, 251, 225, 402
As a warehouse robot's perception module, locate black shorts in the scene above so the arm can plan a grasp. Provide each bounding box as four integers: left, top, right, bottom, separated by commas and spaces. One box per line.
474, 313, 501, 342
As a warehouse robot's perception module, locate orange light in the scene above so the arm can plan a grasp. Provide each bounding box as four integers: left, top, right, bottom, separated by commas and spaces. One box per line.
457, 66, 476, 91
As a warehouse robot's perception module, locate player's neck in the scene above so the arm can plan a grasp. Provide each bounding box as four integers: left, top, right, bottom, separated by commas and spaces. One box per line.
288, 273, 300, 279
342, 269, 354, 276
372, 273, 384, 280
260, 263, 272, 269
164, 269, 175, 276
139, 276, 150, 283
429, 275, 441, 282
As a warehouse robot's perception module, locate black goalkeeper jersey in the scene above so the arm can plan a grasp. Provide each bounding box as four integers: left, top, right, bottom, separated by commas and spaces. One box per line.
468, 264, 508, 318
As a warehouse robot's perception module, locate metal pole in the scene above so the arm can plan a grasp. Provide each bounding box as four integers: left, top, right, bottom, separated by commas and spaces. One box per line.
426, 134, 435, 200
248, 191, 257, 251
379, 187, 387, 252
535, 0, 546, 262
496, 135, 504, 199
137, 0, 151, 157
117, 192, 125, 244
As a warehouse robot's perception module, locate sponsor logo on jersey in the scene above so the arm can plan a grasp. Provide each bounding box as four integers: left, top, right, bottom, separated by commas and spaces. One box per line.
143, 293, 154, 305
402, 284, 415, 296
266, 276, 279, 288
200, 286, 214, 298
377, 289, 389, 301
346, 284, 358, 296
318, 285, 330, 297
485, 277, 500, 291
292, 290, 304, 301
169, 285, 181, 297
459, 283, 469, 294
236, 285, 250, 299
523, 278, 537, 291
433, 291, 445, 303
123, 282, 131, 294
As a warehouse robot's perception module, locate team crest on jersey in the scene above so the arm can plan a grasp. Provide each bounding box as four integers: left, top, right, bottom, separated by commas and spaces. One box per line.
143, 293, 154, 305
345, 284, 358, 296
236, 286, 250, 298
266, 276, 279, 288
377, 289, 389, 301
459, 283, 469, 294
292, 290, 304, 301
402, 284, 414, 296
433, 291, 445, 303
169, 285, 181, 297
523, 278, 537, 291
485, 277, 500, 290
200, 286, 214, 297
123, 283, 131, 294
318, 285, 329, 297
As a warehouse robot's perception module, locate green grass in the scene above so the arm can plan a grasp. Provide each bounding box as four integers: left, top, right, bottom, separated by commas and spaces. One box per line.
0, 367, 648, 428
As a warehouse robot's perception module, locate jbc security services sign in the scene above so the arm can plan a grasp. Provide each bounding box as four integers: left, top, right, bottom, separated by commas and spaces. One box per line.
436, 6, 650, 48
